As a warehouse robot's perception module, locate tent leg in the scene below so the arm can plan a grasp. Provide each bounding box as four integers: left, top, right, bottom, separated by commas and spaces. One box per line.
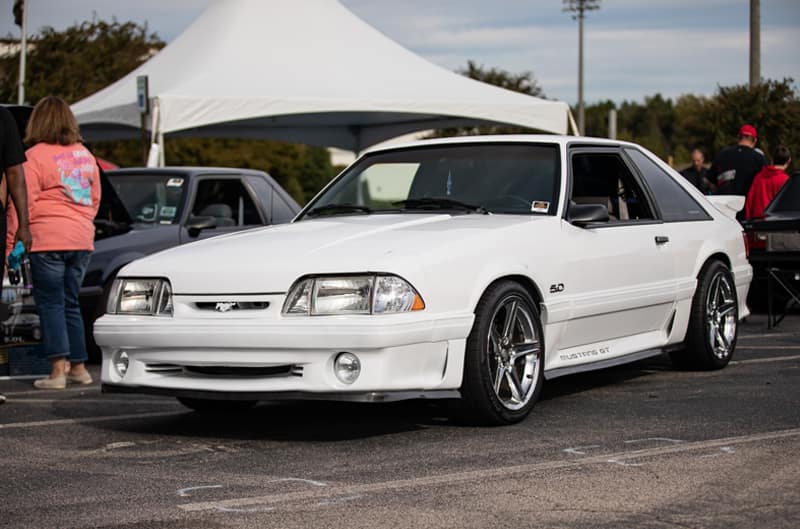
567, 109, 580, 136
158, 131, 165, 167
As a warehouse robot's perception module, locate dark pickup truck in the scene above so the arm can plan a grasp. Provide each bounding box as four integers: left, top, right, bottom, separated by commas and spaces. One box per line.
80, 167, 301, 358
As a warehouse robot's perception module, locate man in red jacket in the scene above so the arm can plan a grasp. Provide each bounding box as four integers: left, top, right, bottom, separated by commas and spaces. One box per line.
745, 145, 791, 220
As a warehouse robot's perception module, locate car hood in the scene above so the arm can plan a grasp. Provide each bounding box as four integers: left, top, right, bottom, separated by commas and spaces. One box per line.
120, 214, 547, 293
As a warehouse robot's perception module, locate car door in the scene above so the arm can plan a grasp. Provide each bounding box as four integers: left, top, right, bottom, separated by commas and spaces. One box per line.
622, 147, 715, 331
557, 147, 677, 358
179, 175, 267, 243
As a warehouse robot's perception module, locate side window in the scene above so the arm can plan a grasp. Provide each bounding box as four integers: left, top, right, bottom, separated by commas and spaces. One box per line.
570, 152, 654, 222
190, 178, 263, 227
624, 148, 712, 222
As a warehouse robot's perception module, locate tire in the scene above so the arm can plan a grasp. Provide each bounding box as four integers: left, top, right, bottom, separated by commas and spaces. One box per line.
459, 281, 544, 425
177, 397, 258, 413
670, 260, 738, 370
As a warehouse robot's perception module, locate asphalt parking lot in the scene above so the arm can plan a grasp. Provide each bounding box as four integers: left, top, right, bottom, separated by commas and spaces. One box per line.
1, 314, 798, 529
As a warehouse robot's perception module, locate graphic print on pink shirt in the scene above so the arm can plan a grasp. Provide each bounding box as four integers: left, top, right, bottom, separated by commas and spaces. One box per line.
54, 150, 95, 206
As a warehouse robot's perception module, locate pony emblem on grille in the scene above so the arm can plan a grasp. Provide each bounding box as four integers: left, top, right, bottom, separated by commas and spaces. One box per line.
214, 302, 239, 313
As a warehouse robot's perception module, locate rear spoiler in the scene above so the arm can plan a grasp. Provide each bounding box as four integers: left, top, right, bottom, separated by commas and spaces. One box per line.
707, 195, 744, 220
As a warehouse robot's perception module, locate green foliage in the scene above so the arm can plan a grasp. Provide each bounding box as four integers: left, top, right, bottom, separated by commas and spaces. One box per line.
0, 19, 165, 104
584, 79, 800, 167
430, 61, 546, 138
700, 79, 800, 163
461, 60, 543, 97
0, 19, 338, 205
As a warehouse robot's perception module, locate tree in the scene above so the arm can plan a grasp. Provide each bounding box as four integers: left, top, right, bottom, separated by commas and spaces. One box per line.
430, 61, 546, 137
0, 19, 165, 104
672, 94, 712, 162
0, 19, 338, 205
582, 99, 615, 138
698, 78, 800, 163
461, 60, 544, 97
582, 79, 800, 168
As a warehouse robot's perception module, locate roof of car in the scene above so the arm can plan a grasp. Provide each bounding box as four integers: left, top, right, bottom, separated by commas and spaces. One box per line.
105, 167, 269, 177
361, 134, 639, 155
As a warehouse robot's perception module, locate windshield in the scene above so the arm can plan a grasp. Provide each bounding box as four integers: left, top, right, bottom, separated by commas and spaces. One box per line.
298, 143, 560, 219
108, 173, 187, 225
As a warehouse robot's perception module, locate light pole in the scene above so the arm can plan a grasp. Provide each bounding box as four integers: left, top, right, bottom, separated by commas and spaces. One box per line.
563, 0, 600, 136
749, 0, 760, 87
13, 0, 27, 105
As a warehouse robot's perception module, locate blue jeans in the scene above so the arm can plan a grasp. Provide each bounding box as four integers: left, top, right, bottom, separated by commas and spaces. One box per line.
29, 251, 91, 362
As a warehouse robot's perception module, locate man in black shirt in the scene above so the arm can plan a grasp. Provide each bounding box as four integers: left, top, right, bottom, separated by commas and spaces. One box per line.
680, 148, 714, 194
0, 105, 32, 405
708, 124, 766, 196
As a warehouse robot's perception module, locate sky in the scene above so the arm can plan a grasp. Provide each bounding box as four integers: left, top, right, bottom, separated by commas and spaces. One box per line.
1, 0, 798, 105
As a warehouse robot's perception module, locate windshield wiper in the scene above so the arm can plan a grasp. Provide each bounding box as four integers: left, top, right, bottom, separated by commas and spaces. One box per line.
305, 203, 373, 217
393, 197, 488, 214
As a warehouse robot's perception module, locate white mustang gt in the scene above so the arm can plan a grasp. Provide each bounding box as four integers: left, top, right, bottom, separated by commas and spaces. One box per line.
96, 136, 751, 424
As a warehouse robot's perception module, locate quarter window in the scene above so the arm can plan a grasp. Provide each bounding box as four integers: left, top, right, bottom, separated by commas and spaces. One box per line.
569, 152, 654, 222
624, 148, 711, 222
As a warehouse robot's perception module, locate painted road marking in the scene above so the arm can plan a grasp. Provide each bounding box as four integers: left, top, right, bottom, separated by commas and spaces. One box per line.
4, 398, 180, 405
699, 446, 736, 458
178, 428, 800, 513
0, 411, 185, 430
623, 438, 683, 445
737, 332, 797, 340
1, 387, 103, 396
562, 445, 601, 455
730, 355, 800, 365
735, 346, 800, 350
177, 485, 224, 497
607, 458, 643, 467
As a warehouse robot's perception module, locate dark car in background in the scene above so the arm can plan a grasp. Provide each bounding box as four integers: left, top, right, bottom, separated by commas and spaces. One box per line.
81, 167, 301, 358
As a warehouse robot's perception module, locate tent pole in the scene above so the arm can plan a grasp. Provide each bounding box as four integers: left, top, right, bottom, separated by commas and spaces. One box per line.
158, 131, 165, 167
567, 109, 580, 136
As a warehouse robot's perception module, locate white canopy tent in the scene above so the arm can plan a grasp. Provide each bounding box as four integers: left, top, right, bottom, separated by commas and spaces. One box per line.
72, 0, 573, 157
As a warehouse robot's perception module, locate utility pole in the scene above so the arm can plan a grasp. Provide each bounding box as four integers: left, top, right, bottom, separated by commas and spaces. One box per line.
749, 0, 760, 88
563, 0, 600, 136
13, 0, 27, 105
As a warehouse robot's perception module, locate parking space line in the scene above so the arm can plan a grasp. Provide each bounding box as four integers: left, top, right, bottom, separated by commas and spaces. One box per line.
1, 387, 102, 397
737, 332, 797, 340
4, 398, 181, 405
736, 346, 800, 350
731, 355, 800, 365
0, 411, 185, 430
178, 428, 800, 512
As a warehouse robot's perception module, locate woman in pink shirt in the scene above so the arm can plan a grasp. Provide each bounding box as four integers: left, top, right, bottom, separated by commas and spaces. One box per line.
18, 96, 101, 389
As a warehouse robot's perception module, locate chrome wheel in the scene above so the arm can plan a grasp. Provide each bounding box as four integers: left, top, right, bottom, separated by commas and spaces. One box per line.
705, 271, 737, 360
486, 295, 542, 411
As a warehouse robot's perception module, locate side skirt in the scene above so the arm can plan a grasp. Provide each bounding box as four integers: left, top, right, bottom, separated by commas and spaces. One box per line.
544, 348, 666, 380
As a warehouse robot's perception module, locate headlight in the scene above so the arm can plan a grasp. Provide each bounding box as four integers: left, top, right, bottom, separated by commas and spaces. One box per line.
282, 274, 425, 315
107, 278, 174, 316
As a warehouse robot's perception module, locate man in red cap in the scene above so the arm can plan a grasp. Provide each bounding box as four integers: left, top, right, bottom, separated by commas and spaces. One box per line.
707, 124, 766, 197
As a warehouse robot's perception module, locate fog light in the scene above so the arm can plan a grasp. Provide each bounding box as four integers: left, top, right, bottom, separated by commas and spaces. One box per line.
113, 351, 129, 378
334, 352, 360, 384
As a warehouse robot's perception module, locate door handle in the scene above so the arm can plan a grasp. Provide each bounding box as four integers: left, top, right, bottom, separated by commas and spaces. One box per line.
655, 236, 669, 245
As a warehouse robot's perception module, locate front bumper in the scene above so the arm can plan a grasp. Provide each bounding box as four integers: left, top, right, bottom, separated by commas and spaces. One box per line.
95, 306, 474, 400
102, 383, 461, 402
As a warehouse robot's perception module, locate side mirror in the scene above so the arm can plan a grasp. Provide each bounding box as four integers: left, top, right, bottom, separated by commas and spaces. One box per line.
568, 203, 610, 227
185, 216, 217, 237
